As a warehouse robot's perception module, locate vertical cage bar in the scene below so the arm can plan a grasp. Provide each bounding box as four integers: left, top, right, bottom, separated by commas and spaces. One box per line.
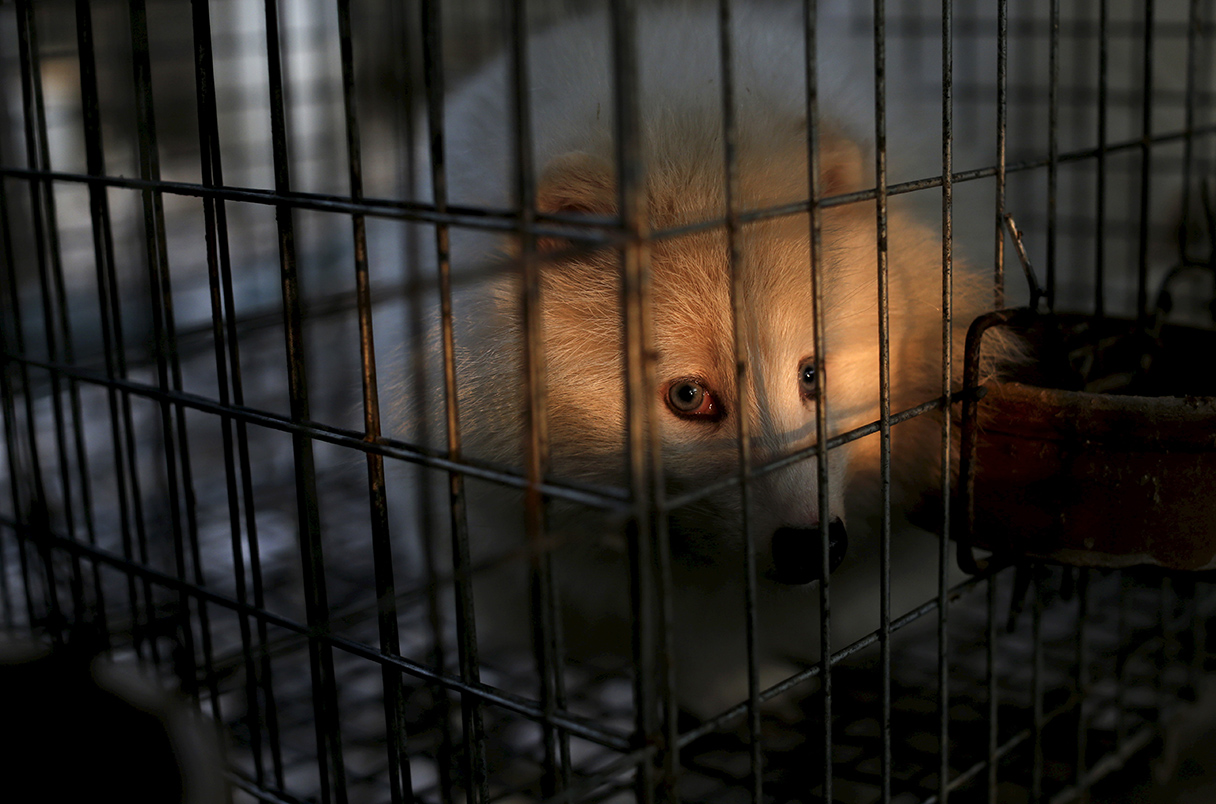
75, 0, 153, 666
1115, 573, 1130, 744
1073, 569, 1091, 804
185, 0, 270, 772
189, 0, 286, 784
1095, 0, 1108, 319
502, 0, 572, 795
715, 1, 764, 800
802, 1, 835, 800
14, 0, 70, 645
13, 0, 103, 632
0, 170, 27, 629
1179, 0, 1201, 266
418, 0, 487, 799
1031, 569, 1044, 804
79, 0, 158, 656
0, 44, 47, 633
1136, 0, 1155, 321
873, 2, 893, 799
1205, 0, 1216, 309
615, 0, 652, 796
608, 0, 674, 799
993, 0, 1007, 306
334, 1, 413, 801
0, 419, 16, 631
64, 0, 160, 662
51, 0, 104, 639
261, 0, 349, 799
393, 0, 456, 795
1046, 0, 1059, 308
986, 569, 999, 802
29, 0, 89, 637
938, 0, 954, 799
117, 0, 224, 715
654, 378, 677, 796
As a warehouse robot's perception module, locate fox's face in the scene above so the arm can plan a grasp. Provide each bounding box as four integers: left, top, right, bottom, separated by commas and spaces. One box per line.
485, 131, 893, 585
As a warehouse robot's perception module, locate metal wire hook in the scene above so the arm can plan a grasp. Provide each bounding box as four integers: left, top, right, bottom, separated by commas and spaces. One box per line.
1004, 213, 1046, 312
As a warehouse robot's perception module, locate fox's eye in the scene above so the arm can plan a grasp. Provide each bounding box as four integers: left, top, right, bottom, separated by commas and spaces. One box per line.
665, 379, 721, 421
798, 360, 819, 398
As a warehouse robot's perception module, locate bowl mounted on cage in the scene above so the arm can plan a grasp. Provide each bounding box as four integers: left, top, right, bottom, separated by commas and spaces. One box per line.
957, 310, 1216, 572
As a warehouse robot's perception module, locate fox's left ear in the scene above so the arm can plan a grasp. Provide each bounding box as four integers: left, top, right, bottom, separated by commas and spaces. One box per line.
817, 130, 868, 198
534, 151, 617, 251
819, 133, 867, 197
795, 117, 868, 198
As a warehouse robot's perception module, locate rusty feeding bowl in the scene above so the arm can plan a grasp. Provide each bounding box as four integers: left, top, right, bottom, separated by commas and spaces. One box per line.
965, 313, 1216, 571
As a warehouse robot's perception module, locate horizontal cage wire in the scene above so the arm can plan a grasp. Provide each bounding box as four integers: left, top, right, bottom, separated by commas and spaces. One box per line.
1, 1, 1215, 804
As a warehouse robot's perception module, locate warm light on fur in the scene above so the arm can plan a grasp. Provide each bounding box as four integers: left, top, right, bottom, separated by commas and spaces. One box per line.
393, 2, 1026, 715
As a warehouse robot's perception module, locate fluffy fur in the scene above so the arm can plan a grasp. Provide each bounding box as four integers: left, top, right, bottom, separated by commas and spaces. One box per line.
390, 2, 1024, 714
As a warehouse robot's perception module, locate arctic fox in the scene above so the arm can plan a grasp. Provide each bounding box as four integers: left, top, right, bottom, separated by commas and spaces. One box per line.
390, 2, 1023, 714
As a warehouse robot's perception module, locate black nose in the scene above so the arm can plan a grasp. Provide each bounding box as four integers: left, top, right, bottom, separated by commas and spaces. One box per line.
769, 518, 848, 585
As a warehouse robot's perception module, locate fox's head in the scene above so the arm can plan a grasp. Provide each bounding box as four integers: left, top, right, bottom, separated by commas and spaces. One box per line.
449, 117, 972, 586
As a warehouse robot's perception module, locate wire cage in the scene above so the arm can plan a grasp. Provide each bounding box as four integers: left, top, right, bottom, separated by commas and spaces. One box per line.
1, 1, 1215, 803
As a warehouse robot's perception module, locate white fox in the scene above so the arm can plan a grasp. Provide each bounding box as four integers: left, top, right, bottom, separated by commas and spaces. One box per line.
388, 2, 1024, 715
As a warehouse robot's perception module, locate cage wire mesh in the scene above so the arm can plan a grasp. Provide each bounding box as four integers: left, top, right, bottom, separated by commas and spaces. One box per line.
1, 0, 1215, 803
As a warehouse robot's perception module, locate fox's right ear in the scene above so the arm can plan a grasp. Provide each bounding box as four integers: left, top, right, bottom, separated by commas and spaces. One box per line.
535, 151, 617, 251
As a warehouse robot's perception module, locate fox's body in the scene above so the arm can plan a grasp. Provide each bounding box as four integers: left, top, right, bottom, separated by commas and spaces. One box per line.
391, 3, 1022, 714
